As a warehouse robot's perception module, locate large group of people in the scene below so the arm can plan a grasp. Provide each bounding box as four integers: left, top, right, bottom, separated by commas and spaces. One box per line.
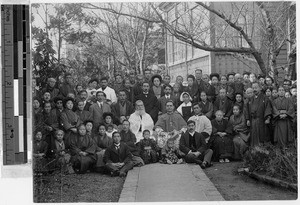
32, 68, 297, 177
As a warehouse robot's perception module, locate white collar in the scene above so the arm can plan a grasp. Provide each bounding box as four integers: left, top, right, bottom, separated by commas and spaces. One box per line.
188, 131, 195, 136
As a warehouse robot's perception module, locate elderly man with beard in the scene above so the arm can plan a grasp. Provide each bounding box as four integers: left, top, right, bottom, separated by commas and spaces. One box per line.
246, 83, 272, 147
135, 81, 159, 123
128, 100, 154, 143
155, 100, 186, 132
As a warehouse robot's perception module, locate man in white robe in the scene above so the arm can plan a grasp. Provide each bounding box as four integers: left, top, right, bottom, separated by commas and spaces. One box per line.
128, 100, 154, 143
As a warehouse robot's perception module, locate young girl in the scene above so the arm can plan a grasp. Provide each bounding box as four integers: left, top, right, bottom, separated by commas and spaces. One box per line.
103, 112, 118, 131
33, 130, 48, 172
265, 87, 272, 99
229, 105, 249, 160
177, 92, 193, 122
210, 110, 233, 163
106, 124, 117, 138
70, 124, 97, 174
234, 93, 244, 113
272, 87, 279, 100
85, 120, 94, 138
51, 129, 74, 174
161, 138, 185, 164
139, 130, 159, 164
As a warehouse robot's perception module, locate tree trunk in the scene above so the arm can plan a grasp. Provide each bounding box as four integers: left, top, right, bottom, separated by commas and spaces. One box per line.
251, 51, 267, 75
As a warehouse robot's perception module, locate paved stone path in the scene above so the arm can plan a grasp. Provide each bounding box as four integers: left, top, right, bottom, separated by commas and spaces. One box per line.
119, 163, 224, 202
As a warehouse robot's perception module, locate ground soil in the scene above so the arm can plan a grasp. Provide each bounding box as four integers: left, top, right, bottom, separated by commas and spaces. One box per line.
33, 172, 125, 202
203, 161, 298, 200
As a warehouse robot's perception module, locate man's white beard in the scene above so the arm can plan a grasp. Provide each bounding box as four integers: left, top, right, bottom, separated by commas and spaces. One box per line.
135, 109, 146, 116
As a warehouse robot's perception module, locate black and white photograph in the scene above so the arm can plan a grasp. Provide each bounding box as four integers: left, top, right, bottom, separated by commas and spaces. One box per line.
0, 0, 298, 204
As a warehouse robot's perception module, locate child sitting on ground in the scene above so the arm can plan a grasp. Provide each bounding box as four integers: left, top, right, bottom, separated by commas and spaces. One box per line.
106, 124, 118, 138
139, 130, 159, 164
50, 129, 74, 174
33, 130, 49, 172
161, 138, 185, 164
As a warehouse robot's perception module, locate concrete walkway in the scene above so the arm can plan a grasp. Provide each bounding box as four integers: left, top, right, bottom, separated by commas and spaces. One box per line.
119, 163, 224, 202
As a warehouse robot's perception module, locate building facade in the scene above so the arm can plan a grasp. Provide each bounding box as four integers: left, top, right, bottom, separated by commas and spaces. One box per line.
159, 2, 290, 82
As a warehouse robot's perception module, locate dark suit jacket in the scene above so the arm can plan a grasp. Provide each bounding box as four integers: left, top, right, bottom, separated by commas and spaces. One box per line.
158, 95, 177, 114
213, 97, 233, 118
104, 142, 133, 164
89, 101, 111, 130
111, 100, 134, 120
84, 101, 92, 111
135, 92, 159, 122
179, 131, 208, 155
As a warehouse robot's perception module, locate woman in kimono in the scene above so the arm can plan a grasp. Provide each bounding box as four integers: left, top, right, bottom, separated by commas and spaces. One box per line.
234, 93, 244, 114
229, 105, 249, 160
209, 110, 233, 162
272, 86, 295, 147
93, 124, 113, 171
177, 92, 193, 122
151, 74, 164, 99
60, 97, 82, 148
70, 124, 97, 174
199, 91, 214, 120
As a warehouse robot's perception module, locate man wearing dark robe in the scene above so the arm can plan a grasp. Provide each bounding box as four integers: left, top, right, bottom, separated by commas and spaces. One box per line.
111, 90, 134, 123
59, 73, 75, 98
246, 83, 272, 147
214, 88, 233, 119
272, 86, 295, 147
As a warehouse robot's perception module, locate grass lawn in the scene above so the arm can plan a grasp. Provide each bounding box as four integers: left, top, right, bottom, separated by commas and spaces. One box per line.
33, 171, 125, 202
203, 161, 297, 200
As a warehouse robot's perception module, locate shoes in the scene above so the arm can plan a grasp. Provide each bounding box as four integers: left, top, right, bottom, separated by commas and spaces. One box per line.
225, 158, 230, 163
177, 158, 184, 164
110, 171, 119, 177
119, 172, 127, 177
219, 159, 224, 163
200, 161, 207, 169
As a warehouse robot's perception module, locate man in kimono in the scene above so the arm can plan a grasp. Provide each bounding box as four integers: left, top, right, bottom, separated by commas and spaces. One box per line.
155, 100, 187, 132
246, 83, 272, 147
128, 100, 154, 143
89, 91, 111, 133
111, 90, 135, 123
104, 131, 134, 177
213, 88, 233, 119
59, 72, 75, 98
272, 86, 295, 147
40, 77, 60, 101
